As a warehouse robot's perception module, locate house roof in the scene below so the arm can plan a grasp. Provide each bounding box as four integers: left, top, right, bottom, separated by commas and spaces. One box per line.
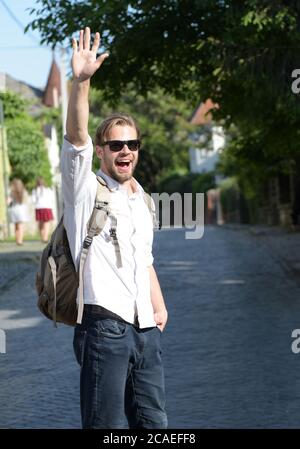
43, 58, 61, 107
0, 72, 43, 101
190, 99, 219, 125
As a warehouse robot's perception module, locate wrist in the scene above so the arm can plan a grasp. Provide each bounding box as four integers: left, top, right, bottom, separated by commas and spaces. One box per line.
72, 77, 90, 87
154, 307, 168, 315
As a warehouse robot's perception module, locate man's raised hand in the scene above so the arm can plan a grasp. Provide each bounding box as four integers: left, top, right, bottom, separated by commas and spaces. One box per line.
71, 27, 109, 81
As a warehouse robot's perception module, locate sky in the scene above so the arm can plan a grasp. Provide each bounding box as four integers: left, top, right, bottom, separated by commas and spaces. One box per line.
0, 0, 62, 89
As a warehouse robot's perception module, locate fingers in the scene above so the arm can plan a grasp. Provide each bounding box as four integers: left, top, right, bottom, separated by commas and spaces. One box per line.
154, 312, 163, 324
95, 52, 109, 69
84, 26, 90, 50
91, 31, 100, 53
75, 28, 102, 53
79, 29, 83, 51
72, 37, 78, 53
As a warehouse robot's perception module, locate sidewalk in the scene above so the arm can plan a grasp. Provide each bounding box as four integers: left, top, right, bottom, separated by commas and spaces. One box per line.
0, 239, 80, 429
0, 240, 46, 255
222, 224, 300, 283
0, 240, 45, 291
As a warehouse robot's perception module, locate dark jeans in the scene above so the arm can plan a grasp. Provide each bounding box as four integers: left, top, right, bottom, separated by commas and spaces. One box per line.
73, 308, 168, 429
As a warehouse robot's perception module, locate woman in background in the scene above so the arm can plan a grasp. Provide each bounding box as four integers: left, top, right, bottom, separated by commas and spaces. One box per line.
32, 177, 54, 243
8, 178, 29, 246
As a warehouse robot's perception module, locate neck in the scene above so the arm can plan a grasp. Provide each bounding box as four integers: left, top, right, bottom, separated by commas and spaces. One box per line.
99, 168, 137, 195
122, 178, 136, 195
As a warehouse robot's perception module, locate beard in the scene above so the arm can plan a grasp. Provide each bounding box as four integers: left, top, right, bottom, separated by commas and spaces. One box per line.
102, 156, 138, 184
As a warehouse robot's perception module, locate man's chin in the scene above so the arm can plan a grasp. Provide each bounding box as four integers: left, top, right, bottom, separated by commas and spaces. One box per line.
117, 174, 132, 183
111, 168, 133, 183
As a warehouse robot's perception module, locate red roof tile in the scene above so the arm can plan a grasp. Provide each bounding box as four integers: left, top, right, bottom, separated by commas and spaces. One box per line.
43, 59, 61, 107
190, 99, 219, 125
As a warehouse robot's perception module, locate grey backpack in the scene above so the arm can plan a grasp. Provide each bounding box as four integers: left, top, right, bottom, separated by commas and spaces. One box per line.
36, 175, 158, 327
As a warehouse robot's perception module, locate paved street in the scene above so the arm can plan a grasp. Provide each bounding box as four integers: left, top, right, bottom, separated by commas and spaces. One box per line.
1, 226, 300, 428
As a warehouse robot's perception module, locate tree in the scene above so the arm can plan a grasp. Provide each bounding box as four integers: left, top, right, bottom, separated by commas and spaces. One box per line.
27, 1, 300, 197
27, 1, 300, 105
0, 91, 52, 190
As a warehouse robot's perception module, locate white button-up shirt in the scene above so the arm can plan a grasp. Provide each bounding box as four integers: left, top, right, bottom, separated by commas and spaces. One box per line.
61, 136, 157, 328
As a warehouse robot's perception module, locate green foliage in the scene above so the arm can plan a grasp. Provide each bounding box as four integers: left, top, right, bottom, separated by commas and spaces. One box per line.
219, 177, 240, 215
157, 171, 204, 195
1, 90, 52, 191
192, 172, 216, 195
37, 105, 63, 142
27, 0, 300, 198
7, 118, 52, 191
26, 1, 300, 103
0, 91, 27, 120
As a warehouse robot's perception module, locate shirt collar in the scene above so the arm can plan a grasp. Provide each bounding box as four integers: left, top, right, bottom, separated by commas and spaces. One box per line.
97, 169, 143, 197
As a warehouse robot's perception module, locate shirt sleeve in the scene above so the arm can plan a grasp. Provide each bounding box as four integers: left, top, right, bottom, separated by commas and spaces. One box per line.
146, 250, 154, 267
60, 135, 95, 206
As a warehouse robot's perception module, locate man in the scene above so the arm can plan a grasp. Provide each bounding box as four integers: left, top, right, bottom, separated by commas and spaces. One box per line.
61, 27, 168, 429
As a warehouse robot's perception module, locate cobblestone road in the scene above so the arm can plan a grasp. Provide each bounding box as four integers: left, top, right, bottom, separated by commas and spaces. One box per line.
1, 227, 300, 428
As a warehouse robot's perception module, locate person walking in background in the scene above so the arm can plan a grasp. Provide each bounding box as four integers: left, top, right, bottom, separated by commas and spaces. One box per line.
63, 27, 168, 429
31, 177, 54, 243
8, 178, 29, 246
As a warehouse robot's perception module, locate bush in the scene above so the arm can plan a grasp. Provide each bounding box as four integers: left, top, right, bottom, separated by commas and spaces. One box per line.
1, 90, 52, 190
157, 172, 199, 194
7, 117, 52, 191
219, 177, 240, 222
192, 172, 216, 194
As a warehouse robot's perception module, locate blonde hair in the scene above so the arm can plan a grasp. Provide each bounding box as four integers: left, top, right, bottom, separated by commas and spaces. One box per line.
10, 178, 25, 204
95, 113, 140, 146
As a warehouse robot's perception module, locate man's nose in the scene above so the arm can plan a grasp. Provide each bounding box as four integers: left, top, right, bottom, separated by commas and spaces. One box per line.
120, 144, 131, 153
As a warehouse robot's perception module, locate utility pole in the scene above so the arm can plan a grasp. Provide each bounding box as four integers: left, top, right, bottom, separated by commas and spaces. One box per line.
0, 99, 10, 238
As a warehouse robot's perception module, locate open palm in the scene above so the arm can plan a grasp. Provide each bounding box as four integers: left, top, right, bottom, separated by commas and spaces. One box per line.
72, 27, 108, 81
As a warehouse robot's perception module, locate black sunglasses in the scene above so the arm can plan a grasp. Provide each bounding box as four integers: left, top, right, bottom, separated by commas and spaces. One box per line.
102, 139, 141, 152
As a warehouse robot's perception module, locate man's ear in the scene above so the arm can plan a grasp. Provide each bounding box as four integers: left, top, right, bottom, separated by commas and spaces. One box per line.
95, 145, 103, 160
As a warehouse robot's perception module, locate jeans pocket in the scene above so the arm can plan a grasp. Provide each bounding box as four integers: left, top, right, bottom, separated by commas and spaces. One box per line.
98, 318, 128, 338
73, 327, 87, 366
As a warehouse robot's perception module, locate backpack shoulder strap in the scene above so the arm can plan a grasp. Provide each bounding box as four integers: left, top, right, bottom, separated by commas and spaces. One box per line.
86, 175, 111, 239
94, 176, 122, 269
77, 175, 122, 325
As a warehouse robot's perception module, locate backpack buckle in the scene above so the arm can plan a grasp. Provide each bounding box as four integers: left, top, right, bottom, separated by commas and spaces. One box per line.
83, 235, 93, 249
109, 228, 116, 238
96, 201, 109, 210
